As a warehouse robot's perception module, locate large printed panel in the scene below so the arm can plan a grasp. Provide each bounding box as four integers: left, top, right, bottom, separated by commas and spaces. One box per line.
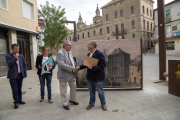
71, 39, 142, 90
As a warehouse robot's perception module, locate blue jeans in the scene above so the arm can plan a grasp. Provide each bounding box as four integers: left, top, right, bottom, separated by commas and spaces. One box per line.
9, 73, 23, 104
87, 80, 106, 106
39, 73, 52, 100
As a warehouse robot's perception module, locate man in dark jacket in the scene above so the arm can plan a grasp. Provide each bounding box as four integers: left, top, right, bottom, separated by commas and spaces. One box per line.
6, 44, 27, 109
77, 41, 107, 110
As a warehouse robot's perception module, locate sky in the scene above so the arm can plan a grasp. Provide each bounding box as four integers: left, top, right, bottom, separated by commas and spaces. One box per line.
37, 0, 174, 30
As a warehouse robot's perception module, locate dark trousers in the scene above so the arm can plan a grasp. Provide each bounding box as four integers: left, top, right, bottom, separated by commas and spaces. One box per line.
39, 73, 52, 100
9, 73, 23, 104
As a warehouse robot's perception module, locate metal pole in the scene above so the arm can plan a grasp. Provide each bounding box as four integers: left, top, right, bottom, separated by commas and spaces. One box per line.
141, 14, 146, 55
157, 0, 166, 80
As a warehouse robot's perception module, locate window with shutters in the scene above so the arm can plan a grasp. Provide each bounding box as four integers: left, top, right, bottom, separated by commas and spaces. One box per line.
22, 0, 35, 20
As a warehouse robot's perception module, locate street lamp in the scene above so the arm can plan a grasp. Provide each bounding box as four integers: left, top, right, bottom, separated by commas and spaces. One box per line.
141, 13, 146, 55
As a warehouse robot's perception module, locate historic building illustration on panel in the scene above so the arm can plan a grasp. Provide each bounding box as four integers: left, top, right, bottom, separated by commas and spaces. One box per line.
71, 39, 142, 89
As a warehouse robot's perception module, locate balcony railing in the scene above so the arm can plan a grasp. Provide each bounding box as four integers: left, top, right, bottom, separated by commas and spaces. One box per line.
112, 29, 127, 36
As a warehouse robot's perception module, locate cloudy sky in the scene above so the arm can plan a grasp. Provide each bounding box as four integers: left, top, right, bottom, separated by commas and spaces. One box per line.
37, 0, 174, 30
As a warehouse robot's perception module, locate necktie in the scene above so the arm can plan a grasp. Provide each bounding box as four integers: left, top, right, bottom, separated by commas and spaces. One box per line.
68, 53, 73, 66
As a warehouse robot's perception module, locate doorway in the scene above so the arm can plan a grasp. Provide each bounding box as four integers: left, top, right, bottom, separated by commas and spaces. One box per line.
17, 31, 31, 70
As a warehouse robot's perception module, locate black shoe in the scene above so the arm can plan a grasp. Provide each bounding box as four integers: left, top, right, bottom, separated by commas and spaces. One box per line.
69, 101, 79, 105
63, 105, 70, 110
19, 101, 25, 104
14, 104, 19, 109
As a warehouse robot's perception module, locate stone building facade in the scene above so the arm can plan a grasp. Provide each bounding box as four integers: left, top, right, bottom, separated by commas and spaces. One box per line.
66, 0, 154, 51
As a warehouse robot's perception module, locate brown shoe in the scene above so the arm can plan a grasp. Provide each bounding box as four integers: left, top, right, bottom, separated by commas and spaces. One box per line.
102, 105, 107, 111
49, 100, 53, 103
86, 105, 94, 110
40, 99, 44, 102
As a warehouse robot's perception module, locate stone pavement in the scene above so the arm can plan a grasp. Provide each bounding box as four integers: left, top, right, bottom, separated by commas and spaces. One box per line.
0, 54, 180, 120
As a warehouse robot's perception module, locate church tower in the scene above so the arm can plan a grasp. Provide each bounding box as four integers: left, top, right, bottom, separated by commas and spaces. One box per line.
77, 12, 85, 29
93, 4, 102, 24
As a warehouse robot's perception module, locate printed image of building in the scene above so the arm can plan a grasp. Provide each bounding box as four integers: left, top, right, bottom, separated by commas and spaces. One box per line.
129, 55, 141, 84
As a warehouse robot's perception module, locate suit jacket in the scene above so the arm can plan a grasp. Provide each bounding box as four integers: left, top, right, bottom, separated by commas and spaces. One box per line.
80, 49, 106, 82
6, 53, 27, 79
57, 49, 76, 82
35, 55, 56, 76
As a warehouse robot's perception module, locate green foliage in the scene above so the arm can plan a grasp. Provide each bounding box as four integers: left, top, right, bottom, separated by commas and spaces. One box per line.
38, 1, 68, 53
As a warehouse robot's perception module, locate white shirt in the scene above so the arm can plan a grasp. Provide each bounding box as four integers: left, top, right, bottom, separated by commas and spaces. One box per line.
41, 56, 50, 75
89, 49, 96, 57
64, 49, 75, 67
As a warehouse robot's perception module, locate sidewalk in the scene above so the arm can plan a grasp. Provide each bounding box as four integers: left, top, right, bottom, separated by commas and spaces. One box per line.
0, 54, 180, 120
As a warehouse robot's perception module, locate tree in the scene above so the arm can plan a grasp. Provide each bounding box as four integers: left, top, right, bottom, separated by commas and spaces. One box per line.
38, 1, 68, 54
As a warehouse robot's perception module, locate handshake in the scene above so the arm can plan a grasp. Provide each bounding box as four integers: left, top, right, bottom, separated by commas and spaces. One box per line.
73, 66, 80, 72
73, 65, 93, 72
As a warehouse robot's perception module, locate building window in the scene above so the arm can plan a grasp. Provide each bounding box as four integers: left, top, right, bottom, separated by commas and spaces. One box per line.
106, 14, 109, 21
150, 10, 152, 17
66, 38, 67, 40
0, 0, 7, 10
121, 24, 124, 32
147, 8, 148, 15
107, 37, 109, 40
70, 37, 71, 41
166, 9, 171, 19
100, 29, 102, 35
131, 6, 134, 14
107, 27, 110, 33
150, 23, 152, 31
78, 35, 79, 40
132, 21, 135, 29
166, 41, 174, 50
115, 11, 117, 18
94, 31, 96, 37
142, 6, 144, 14
147, 32, 149, 38
22, 0, 35, 20
132, 33, 135, 38
166, 26, 171, 35
82, 33, 84, 39
147, 22, 149, 30
88, 32, 90, 38
120, 10, 123, 17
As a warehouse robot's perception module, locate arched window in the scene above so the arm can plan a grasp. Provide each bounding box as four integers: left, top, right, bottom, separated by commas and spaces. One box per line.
94, 31, 96, 36
88, 32, 90, 38
131, 6, 134, 14
142, 6, 144, 14
147, 22, 149, 30
115, 11, 117, 18
100, 29, 102, 35
150, 10, 152, 17
82, 33, 84, 39
106, 14, 109, 21
132, 21, 135, 29
147, 8, 149, 15
120, 10, 123, 17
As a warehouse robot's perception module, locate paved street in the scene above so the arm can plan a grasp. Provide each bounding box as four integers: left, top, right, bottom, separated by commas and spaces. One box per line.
0, 54, 180, 120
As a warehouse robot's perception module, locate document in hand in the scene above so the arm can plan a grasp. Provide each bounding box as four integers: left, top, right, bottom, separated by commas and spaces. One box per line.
83, 56, 99, 67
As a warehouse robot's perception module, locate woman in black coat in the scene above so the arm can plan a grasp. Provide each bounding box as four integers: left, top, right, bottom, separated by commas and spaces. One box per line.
36, 47, 55, 103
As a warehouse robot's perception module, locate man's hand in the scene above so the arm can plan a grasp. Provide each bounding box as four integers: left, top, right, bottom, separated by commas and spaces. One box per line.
88, 65, 92, 70
73, 67, 77, 71
15, 53, 19, 58
38, 65, 42, 69
76, 66, 80, 70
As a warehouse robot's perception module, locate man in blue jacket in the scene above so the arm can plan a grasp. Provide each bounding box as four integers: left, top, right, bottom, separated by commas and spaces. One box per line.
6, 44, 27, 109
77, 41, 107, 110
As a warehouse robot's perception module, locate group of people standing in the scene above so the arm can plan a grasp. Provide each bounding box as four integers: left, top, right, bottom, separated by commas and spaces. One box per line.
6, 40, 107, 111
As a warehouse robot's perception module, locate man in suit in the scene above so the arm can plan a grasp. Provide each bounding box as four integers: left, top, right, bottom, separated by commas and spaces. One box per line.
77, 41, 107, 110
6, 44, 27, 109
56, 40, 79, 110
